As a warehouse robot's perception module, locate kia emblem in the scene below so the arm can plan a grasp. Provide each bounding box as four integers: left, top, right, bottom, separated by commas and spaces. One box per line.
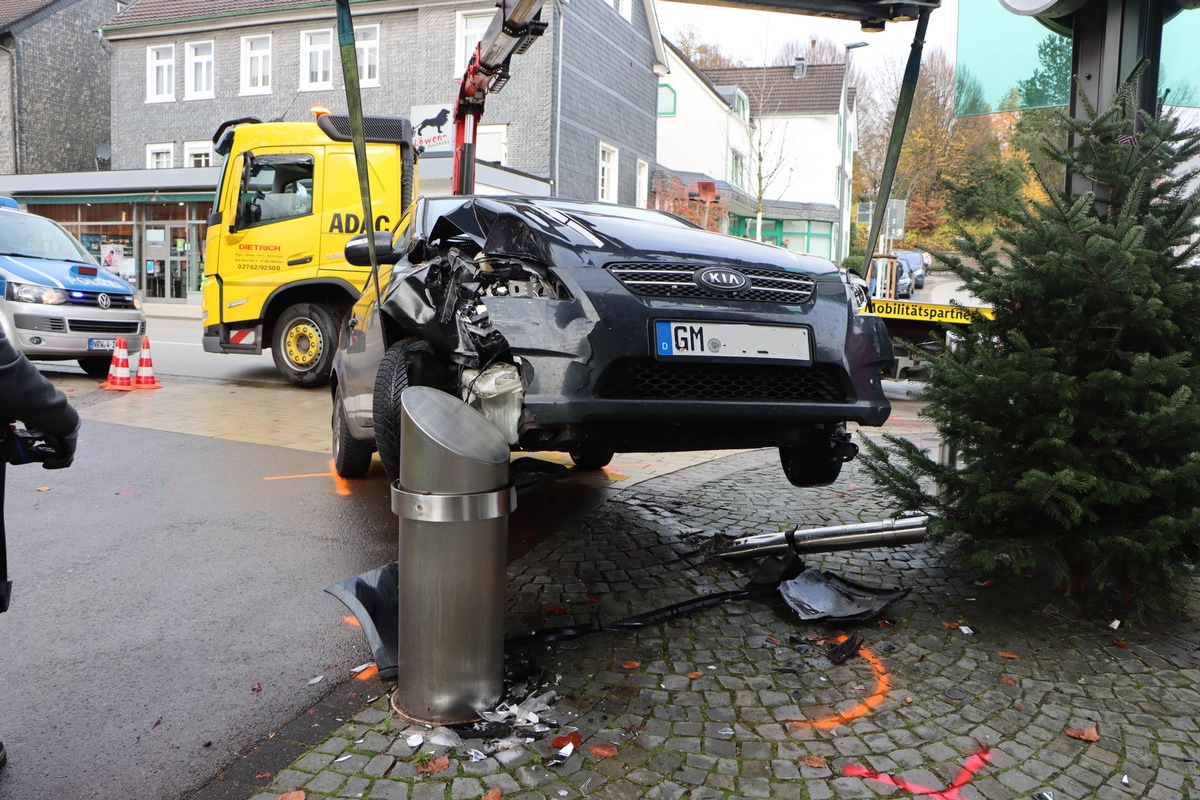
695, 267, 749, 292
97, 293, 111, 309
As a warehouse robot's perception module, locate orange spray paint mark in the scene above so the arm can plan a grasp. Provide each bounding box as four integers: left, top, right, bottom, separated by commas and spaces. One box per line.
844, 747, 992, 799
354, 664, 379, 681
785, 635, 890, 732
261, 463, 352, 496
343, 615, 361, 628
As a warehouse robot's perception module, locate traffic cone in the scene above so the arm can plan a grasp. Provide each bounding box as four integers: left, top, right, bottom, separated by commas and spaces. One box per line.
100, 337, 134, 391
133, 336, 162, 390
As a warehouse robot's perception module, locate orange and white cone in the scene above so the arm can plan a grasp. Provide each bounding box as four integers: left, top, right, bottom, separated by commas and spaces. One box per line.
133, 336, 162, 390
100, 337, 134, 391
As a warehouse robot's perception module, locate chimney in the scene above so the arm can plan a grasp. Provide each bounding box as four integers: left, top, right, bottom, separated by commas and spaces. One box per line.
793, 56, 806, 80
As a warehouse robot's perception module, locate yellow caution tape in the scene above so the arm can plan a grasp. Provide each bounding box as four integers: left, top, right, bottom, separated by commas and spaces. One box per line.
868, 299, 994, 324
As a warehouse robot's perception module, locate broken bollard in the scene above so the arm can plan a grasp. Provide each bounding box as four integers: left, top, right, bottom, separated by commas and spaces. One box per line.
390, 386, 515, 723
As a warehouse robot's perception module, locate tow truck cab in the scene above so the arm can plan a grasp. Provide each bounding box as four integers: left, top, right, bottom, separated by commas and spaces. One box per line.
201, 113, 413, 386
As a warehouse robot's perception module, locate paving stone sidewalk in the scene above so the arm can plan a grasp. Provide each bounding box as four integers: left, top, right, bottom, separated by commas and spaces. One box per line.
197, 417, 1200, 800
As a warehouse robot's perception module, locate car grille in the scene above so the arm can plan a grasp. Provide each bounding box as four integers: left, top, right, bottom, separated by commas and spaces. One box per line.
67, 291, 137, 309
597, 358, 849, 403
13, 314, 66, 332
68, 319, 144, 335
606, 263, 816, 304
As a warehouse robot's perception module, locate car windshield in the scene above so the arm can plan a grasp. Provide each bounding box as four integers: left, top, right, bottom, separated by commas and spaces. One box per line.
0, 211, 95, 263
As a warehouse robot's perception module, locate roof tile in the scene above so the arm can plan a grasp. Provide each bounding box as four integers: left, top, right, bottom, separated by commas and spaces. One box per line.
703, 63, 847, 116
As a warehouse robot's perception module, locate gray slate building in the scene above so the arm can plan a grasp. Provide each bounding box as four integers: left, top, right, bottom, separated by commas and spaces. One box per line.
100, 0, 668, 203
0, 0, 112, 174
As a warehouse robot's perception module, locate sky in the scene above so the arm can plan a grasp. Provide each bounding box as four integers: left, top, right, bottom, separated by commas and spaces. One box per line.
655, 0, 960, 75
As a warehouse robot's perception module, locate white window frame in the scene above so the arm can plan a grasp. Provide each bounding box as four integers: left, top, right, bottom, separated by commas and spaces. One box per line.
476, 124, 508, 165
240, 35, 272, 95
184, 141, 213, 168
598, 142, 619, 204
185, 41, 215, 100
146, 143, 174, 169
300, 29, 334, 91
636, 158, 649, 208
617, 0, 633, 22
355, 24, 380, 87
146, 45, 175, 103
731, 150, 746, 189
456, 11, 492, 74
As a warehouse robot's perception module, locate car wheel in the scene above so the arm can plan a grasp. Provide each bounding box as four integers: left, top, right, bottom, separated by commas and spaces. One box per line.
373, 338, 436, 482
779, 426, 857, 488
332, 386, 373, 478
569, 448, 614, 470
272, 302, 341, 388
78, 356, 111, 378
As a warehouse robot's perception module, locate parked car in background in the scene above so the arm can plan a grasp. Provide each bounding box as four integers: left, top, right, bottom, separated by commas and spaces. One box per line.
0, 197, 145, 376
894, 249, 925, 289
869, 255, 912, 299
331, 196, 894, 488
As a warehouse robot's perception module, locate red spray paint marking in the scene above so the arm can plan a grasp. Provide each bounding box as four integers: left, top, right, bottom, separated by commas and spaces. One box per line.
844, 747, 992, 799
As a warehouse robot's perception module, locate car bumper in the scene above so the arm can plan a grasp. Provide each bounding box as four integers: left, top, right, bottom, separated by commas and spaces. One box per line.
483, 269, 893, 451
1, 301, 145, 359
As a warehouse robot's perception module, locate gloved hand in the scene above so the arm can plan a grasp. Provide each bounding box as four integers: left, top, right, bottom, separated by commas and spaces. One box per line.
42, 424, 78, 470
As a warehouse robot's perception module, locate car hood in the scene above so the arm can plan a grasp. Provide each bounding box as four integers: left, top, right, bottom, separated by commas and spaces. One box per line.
0, 255, 137, 294
425, 197, 840, 276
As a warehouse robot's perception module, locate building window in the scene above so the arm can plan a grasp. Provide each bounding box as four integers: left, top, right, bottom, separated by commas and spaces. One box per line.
456, 12, 492, 73
184, 141, 213, 167
146, 144, 173, 169
477, 124, 508, 165
735, 91, 750, 122
355, 25, 380, 87
598, 142, 619, 204
617, 0, 632, 22
636, 159, 649, 208
185, 41, 214, 100
146, 45, 175, 103
241, 35, 272, 95
731, 150, 746, 189
657, 84, 676, 116
300, 30, 333, 91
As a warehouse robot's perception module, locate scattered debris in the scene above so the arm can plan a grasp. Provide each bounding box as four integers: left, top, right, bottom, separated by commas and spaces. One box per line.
1121, 774, 1130, 786
415, 754, 450, 775
944, 687, 967, 702
802, 755, 827, 769
588, 744, 619, 759
686, 671, 704, 679
334, 754, 352, 763
717, 727, 735, 737
406, 734, 423, 748
621, 661, 640, 669
250, 683, 262, 693
279, 792, 306, 800
1000, 677, 1018, 686
996, 651, 1021, 660
942, 621, 960, 630
467, 749, 487, 763
350, 662, 373, 675
779, 570, 909, 622
1109, 619, 1121, 630
1063, 726, 1100, 742
826, 633, 862, 665
545, 740, 574, 767
959, 626, 974, 635
551, 731, 582, 750
1032, 791, 1055, 800
307, 675, 324, 685
1113, 639, 1128, 649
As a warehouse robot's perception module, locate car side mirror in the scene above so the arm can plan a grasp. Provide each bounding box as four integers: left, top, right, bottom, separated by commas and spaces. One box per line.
345, 231, 397, 266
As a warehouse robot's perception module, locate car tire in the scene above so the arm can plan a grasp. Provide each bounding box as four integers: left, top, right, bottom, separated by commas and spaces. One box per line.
779, 426, 856, 488
332, 386, 373, 478
373, 338, 436, 482
78, 356, 111, 378
569, 448, 614, 471
272, 302, 341, 388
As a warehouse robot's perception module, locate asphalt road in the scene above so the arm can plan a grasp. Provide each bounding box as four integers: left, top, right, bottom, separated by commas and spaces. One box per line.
3, 323, 405, 800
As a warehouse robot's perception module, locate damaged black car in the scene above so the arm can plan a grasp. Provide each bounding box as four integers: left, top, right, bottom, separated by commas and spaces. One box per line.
330, 196, 893, 487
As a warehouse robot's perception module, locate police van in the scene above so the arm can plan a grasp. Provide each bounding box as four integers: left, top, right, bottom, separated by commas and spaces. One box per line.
0, 197, 145, 377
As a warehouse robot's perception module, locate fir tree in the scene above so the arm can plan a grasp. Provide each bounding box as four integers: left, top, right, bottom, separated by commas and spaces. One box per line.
861, 72, 1200, 609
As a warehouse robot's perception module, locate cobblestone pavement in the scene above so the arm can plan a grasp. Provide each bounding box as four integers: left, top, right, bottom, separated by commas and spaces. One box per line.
196, 411, 1200, 800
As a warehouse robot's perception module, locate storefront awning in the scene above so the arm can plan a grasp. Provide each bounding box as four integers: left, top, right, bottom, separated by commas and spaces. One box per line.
17, 192, 215, 205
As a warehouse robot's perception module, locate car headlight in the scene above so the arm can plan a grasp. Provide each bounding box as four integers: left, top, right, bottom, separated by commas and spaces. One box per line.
132, 293, 143, 310
6, 282, 68, 305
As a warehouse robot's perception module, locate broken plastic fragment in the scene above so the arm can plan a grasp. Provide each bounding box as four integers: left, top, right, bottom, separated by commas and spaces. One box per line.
335, 754, 352, 762
545, 740, 574, 766
308, 675, 324, 685
406, 733, 423, 748
1032, 792, 1054, 800
959, 626, 974, 635
718, 727, 735, 737
779, 570, 909, 622
1121, 775, 1130, 786
351, 662, 373, 674
1109, 619, 1121, 630
468, 749, 487, 762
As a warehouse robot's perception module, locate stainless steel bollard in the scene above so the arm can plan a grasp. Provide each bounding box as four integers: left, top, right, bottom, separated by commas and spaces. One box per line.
390, 386, 515, 723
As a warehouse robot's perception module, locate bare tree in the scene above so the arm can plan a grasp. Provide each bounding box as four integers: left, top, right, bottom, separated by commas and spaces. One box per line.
672, 25, 744, 69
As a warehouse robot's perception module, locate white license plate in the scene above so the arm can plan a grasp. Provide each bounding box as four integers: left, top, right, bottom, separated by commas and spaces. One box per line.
88, 339, 116, 351
654, 321, 811, 362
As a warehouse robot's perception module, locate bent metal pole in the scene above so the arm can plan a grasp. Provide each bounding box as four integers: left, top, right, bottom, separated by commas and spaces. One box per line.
718, 516, 928, 558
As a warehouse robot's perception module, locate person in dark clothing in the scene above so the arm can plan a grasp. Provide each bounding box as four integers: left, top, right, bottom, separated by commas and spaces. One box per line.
0, 328, 79, 771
